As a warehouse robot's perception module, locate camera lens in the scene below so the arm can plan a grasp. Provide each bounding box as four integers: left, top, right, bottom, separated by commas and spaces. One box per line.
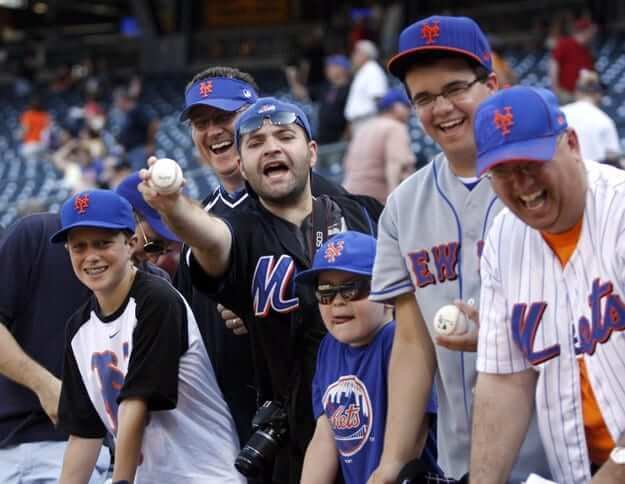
235, 430, 282, 478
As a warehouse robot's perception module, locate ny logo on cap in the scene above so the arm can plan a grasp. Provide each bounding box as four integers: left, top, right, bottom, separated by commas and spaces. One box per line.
324, 240, 345, 263
198, 81, 213, 98
242, 89, 253, 99
420, 20, 440, 45
74, 193, 90, 215
494, 106, 514, 136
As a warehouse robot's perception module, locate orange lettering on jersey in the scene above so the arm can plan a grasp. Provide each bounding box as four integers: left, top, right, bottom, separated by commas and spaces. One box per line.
198, 80, 213, 97
74, 194, 90, 214
420, 20, 440, 44
494, 106, 514, 136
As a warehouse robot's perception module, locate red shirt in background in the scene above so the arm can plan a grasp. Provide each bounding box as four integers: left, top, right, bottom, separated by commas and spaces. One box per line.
552, 36, 594, 92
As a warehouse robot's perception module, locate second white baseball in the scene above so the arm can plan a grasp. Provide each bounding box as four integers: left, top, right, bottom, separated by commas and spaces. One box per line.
433, 304, 468, 336
149, 158, 183, 194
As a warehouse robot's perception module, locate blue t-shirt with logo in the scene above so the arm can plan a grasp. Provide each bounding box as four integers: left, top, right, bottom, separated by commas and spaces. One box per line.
312, 321, 438, 483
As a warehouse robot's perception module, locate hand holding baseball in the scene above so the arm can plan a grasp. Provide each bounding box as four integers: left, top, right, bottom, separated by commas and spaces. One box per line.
149, 157, 184, 194
434, 299, 480, 352
139, 156, 186, 214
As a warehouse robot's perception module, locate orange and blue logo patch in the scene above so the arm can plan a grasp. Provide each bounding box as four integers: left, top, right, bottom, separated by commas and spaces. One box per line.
494, 106, 514, 136
198, 80, 213, 97
324, 240, 345, 263
420, 20, 440, 44
74, 193, 90, 215
322, 376, 373, 457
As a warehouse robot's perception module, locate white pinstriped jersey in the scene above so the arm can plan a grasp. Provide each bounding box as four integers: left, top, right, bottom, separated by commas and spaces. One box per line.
477, 161, 625, 484
371, 153, 549, 481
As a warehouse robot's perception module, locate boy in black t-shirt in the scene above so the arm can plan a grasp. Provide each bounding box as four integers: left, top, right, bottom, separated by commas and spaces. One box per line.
51, 189, 243, 484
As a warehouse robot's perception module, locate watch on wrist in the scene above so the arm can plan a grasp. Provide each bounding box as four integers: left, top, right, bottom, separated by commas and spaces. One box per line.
610, 446, 625, 464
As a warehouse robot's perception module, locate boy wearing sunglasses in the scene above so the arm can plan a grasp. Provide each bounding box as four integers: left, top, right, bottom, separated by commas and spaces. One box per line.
116, 172, 182, 280
296, 231, 438, 484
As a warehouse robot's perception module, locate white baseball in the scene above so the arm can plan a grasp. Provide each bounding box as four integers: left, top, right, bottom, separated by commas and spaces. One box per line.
433, 304, 469, 336
149, 158, 183, 194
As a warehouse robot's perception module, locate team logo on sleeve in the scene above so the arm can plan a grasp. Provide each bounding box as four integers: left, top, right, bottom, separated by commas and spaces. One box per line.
252, 255, 299, 317
322, 376, 373, 457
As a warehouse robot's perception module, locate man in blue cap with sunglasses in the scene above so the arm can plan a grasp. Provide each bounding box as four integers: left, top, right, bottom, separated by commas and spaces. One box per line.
140, 96, 380, 483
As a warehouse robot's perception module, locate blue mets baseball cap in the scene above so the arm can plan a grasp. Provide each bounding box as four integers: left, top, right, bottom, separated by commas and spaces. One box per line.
475, 86, 568, 177
325, 54, 351, 70
179, 77, 258, 121
377, 87, 412, 112
295, 231, 377, 286
235, 97, 313, 150
115, 172, 180, 242
50, 189, 136, 243
387, 15, 493, 80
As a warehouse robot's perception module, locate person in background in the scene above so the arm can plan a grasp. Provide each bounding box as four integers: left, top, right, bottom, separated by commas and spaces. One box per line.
19, 93, 51, 161
116, 172, 182, 280
550, 16, 596, 103
316, 55, 352, 145
344, 40, 388, 134
560, 69, 622, 165
342, 87, 415, 203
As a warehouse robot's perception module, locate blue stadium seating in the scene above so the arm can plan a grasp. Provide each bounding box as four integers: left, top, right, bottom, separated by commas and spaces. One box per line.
1, 37, 625, 227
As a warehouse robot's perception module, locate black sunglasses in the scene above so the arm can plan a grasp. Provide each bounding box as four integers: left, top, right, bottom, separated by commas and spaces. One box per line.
136, 218, 166, 255
238, 111, 302, 137
315, 279, 371, 305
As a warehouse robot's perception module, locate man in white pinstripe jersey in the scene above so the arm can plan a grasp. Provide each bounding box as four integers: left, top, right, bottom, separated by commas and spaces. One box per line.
470, 85, 625, 484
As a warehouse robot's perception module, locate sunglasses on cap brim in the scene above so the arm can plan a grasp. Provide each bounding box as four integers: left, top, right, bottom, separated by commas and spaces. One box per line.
238, 111, 305, 137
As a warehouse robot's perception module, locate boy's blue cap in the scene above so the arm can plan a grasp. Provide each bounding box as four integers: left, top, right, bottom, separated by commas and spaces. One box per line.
115, 172, 180, 242
50, 189, 135, 243
235, 97, 313, 150
325, 54, 351, 70
475, 86, 568, 177
387, 15, 493, 80
179, 77, 258, 121
377, 87, 411, 112
295, 231, 376, 285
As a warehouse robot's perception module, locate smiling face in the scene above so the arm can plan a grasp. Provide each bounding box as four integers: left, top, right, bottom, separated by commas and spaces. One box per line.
405, 57, 497, 166
188, 105, 243, 183
317, 270, 387, 347
66, 227, 136, 312
488, 130, 587, 233
239, 120, 316, 205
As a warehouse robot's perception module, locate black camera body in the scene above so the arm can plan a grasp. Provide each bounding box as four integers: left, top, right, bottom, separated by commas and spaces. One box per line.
235, 400, 289, 478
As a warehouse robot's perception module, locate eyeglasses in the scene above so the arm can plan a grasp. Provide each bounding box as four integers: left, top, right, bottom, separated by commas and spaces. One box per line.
238, 111, 303, 137
136, 218, 167, 256
484, 133, 566, 181
413, 77, 485, 110
315, 279, 371, 305
485, 162, 547, 181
